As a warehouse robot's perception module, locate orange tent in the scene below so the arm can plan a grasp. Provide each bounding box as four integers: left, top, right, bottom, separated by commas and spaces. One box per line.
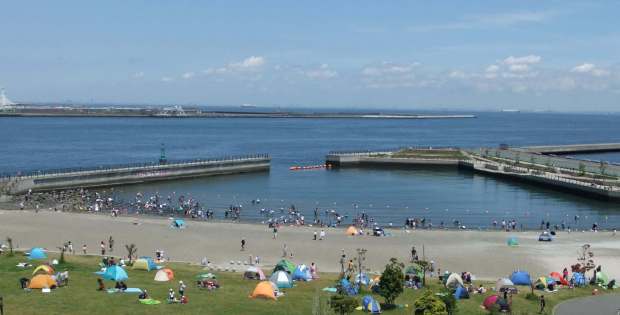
550, 272, 569, 286
32, 265, 54, 275
28, 274, 57, 289
249, 281, 278, 300
154, 268, 174, 281
346, 226, 359, 236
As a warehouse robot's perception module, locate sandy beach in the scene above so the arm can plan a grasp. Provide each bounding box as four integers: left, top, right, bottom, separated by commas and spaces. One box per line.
2, 210, 619, 281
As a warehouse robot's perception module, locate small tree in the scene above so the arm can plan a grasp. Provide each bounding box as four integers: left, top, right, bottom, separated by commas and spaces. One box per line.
6, 237, 14, 256
329, 294, 358, 315
378, 258, 404, 306
57, 243, 67, 264
416, 259, 430, 286
414, 290, 448, 315
125, 244, 137, 263
438, 287, 457, 315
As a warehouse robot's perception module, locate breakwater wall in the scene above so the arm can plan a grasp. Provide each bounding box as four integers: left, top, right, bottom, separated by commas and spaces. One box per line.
0, 155, 270, 195
521, 143, 620, 154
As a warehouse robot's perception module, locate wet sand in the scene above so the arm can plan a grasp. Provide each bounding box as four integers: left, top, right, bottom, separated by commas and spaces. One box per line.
2, 210, 619, 280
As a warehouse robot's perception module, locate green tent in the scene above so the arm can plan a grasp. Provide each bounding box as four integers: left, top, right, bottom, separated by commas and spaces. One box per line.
405, 264, 424, 278
273, 259, 296, 274
596, 272, 609, 285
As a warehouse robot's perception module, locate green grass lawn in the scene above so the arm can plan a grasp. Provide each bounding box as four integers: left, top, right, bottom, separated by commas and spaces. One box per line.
0, 252, 608, 314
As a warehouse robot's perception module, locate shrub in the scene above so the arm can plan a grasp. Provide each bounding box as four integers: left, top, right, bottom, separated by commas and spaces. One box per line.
438, 288, 457, 315
378, 258, 404, 305
414, 290, 448, 315
329, 294, 358, 315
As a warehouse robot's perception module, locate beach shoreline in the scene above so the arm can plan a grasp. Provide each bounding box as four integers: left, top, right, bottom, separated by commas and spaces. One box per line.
2, 209, 619, 281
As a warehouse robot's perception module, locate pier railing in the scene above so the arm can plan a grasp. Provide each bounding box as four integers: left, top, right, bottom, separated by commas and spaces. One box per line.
328, 146, 460, 156
0, 154, 270, 181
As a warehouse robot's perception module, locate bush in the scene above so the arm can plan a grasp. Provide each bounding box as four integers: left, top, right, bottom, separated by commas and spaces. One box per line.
414, 290, 448, 315
378, 258, 404, 305
329, 294, 358, 315
438, 288, 457, 315
525, 292, 538, 301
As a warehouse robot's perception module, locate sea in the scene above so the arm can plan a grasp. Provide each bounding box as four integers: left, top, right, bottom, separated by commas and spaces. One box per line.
2, 111, 620, 229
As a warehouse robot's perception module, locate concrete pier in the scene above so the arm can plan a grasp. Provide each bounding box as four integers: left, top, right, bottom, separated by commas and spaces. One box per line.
0, 155, 270, 195
521, 143, 620, 154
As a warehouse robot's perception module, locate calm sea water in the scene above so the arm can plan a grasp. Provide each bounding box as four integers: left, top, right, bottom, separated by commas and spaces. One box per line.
2, 112, 620, 228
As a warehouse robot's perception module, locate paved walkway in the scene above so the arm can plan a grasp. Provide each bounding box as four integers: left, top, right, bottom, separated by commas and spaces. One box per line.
554, 294, 620, 315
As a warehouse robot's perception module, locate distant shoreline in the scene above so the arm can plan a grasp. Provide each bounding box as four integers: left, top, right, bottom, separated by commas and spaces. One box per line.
0, 106, 476, 119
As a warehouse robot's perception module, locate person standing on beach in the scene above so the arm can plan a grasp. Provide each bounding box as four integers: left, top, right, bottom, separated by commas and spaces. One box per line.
100, 241, 106, 256
313, 231, 317, 240
82, 244, 87, 255
108, 236, 114, 253
241, 239, 246, 251
319, 229, 325, 240
282, 244, 287, 258
273, 226, 278, 239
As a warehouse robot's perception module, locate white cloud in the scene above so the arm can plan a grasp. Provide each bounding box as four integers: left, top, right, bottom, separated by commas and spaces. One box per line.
304, 64, 338, 79
571, 63, 609, 76
361, 62, 419, 76
182, 72, 195, 79
449, 70, 466, 79
161, 76, 174, 82
509, 64, 530, 72
231, 56, 265, 69
485, 65, 499, 73
132, 72, 144, 78
503, 55, 541, 65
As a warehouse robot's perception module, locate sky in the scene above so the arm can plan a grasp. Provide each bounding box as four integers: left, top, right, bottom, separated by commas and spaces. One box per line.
1, 1, 619, 112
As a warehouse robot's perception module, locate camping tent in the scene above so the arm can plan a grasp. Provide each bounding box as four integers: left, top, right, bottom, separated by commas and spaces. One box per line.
28, 274, 57, 289
345, 226, 359, 236
596, 272, 609, 285
534, 277, 554, 289
340, 278, 359, 296
249, 281, 278, 300
572, 273, 586, 287
270, 270, 293, 288
28, 248, 47, 260
454, 285, 469, 300
32, 265, 54, 275
96, 265, 129, 282
495, 278, 515, 292
445, 273, 464, 289
133, 257, 160, 271
549, 272, 569, 286
154, 268, 174, 282
405, 264, 424, 279
171, 219, 186, 229
362, 296, 381, 313
510, 271, 531, 285
273, 259, 296, 274
482, 295, 499, 310
292, 264, 312, 281
244, 266, 266, 280
354, 273, 371, 286
507, 236, 519, 246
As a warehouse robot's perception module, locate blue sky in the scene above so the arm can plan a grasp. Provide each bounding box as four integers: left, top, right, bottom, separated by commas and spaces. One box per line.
1, 1, 619, 111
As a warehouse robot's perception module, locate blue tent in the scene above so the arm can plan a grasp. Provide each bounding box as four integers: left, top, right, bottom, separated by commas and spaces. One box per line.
340, 278, 359, 296
292, 264, 312, 281
355, 273, 371, 286
572, 273, 586, 287
367, 300, 381, 313
171, 219, 186, 229
139, 256, 162, 270
454, 285, 469, 300
96, 265, 128, 281
510, 271, 532, 285
28, 248, 47, 260
362, 296, 373, 309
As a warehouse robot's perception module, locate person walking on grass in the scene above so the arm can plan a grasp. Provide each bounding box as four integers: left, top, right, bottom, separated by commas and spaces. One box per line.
82, 244, 87, 255
539, 295, 545, 314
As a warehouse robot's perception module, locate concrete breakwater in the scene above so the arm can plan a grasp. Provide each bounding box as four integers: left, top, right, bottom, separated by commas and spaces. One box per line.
0, 155, 270, 195
326, 146, 620, 201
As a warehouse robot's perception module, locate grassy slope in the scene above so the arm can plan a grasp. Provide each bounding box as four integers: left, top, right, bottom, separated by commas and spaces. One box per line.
0, 253, 606, 315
